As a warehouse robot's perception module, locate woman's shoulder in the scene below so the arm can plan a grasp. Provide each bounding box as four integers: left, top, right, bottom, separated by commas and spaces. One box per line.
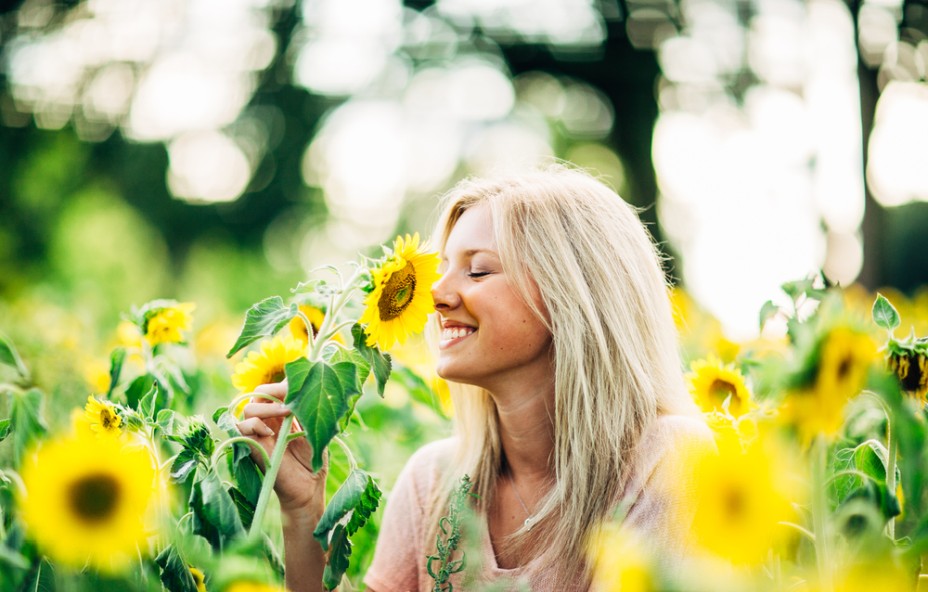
392, 436, 460, 491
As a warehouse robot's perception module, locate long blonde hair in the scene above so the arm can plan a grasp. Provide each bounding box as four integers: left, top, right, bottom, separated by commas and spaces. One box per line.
429, 163, 696, 587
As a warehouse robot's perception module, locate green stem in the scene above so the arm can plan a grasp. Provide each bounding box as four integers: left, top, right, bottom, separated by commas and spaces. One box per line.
296, 310, 316, 352
812, 435, 833, 591
249, 414, 295, 538
886, 417, 898, 540
332, 435, 358, 472
212, 436, 272, 469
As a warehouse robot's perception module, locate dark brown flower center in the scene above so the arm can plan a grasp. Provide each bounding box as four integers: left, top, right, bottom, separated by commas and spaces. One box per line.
69, 473, 121, 523
378, 262, 417, 321
724, 486, 746, 521
100, 408, 117, 429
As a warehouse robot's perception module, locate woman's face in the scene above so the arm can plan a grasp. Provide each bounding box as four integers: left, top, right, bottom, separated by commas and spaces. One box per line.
430, 203, 553, 392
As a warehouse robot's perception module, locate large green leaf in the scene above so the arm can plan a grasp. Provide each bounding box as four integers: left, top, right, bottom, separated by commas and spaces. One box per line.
125, 374, 156, 411
10, 388, 47, 463
226, 296, 298, 358
351, 324, 391, 396
285, 358, 361, 472
0, 334, 29, 382
190, 469, 245, 551
322, 524, 350, 591
155, 545, 199, 592
313, 470, 380, 547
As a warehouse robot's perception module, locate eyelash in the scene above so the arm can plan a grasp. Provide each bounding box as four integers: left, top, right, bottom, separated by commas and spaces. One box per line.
467, 271, 491, 278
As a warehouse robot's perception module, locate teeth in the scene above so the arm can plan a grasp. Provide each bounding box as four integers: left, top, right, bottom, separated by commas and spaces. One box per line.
442, 327, 475, 341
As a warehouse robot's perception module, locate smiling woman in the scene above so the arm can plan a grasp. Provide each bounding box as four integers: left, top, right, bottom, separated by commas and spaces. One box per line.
240, 163, 712, 592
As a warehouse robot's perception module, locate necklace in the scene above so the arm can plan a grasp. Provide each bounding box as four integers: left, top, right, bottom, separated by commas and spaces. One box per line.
509, 474, 536, 531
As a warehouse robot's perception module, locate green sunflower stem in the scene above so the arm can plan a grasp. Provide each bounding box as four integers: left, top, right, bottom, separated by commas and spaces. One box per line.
249, 414, 295, 539
309, 268, 365, 362
812, 434, 834, 591
886, 418, 898, 541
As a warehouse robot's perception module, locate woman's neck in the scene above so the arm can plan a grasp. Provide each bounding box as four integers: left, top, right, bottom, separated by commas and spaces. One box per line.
492, 382, 556, 482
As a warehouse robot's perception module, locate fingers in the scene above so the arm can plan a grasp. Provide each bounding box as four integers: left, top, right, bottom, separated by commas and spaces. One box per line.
242, 401, 291, 420
236, 417, 276, 437
254, 380, 288, 401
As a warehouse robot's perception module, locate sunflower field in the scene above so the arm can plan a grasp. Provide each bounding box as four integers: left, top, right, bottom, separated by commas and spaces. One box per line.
3, 233, 928, 592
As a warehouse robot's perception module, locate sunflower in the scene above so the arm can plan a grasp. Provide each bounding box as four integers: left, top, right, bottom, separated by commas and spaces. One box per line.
360, 233, 441, 351
784, 326, 877, 441
18, 431, 162, 573
225, 583, 289, 592
289, 303, 343, 345
686, 356, 753, 417
686, 431, 797, 566
589, 524, 655, 592
888, 349, 928, 402
143, 302, 196, 346
231, 334, 306, 395
190, 566, 208, 592
80, 395, 122, 438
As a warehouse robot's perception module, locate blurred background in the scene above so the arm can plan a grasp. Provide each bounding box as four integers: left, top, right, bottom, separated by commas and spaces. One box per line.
1, 0, 927, 349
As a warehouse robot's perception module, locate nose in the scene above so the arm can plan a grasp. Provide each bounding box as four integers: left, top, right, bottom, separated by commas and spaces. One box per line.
430, 271, 459, 311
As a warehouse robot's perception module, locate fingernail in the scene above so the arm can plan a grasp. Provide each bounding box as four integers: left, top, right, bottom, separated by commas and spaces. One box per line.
261, 426, 275, 436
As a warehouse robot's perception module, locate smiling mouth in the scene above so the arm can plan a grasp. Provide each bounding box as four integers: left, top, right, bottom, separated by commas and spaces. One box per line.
440, 326, 476, 345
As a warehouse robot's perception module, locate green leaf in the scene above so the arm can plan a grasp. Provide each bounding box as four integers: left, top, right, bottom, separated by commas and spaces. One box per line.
228, 486, 256, 530
873, 293, 901, 331
285, 359, 361, 472
227, 296, 299, 358
854, 439, 889, 482
323, 348, 366, 430
0, 418, 11, 443
391, 364, 445, 415
351, 324, 391, 396
10, 388, 47, 462
138, 382, 162, 421
125, 374, 156, 410
0, 333, 29, 382
106, 347, 127, 397
313, 470, 380, 547
322, 524, 350, 591
216, 412, 263, 505
190, 468, 245, 550
171, 450, 199, 483
155, 545, 199, 592
758, 300, 779, 331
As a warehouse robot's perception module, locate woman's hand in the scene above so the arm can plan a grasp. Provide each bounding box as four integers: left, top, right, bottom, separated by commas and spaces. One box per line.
236, 381, 327, 516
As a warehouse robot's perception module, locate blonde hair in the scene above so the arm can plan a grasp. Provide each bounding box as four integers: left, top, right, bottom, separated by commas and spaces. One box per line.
428, 163, 696, 587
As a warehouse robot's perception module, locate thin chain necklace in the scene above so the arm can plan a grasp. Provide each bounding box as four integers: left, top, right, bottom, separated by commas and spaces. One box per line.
509, 474, 537, 531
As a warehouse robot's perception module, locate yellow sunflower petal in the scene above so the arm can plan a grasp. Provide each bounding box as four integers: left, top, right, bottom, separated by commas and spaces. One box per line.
18, 432, 163, 573
686, 356, 753, 417
231, 334, 306, 394
360, 233, 441, 351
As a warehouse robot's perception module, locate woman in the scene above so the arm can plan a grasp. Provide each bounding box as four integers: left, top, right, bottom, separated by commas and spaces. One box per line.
238, 164, 712, 591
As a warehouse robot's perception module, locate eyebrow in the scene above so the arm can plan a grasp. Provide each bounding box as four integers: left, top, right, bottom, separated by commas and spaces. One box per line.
441, 248, 499, 261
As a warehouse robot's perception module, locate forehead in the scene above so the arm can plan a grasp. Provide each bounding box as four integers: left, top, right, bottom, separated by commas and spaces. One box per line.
443, 203, 497, 256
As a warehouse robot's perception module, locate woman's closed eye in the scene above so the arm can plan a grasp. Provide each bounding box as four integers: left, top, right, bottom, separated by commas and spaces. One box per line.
468, 271, 492, 278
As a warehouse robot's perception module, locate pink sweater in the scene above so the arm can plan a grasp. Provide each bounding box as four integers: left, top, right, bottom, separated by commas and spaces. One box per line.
363, 414, 712, 592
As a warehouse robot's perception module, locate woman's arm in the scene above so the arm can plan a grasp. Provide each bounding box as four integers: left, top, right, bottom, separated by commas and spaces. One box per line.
237, 381, 329, 592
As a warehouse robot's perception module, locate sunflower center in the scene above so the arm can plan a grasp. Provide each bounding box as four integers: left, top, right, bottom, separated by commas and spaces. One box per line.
378, 262, 417, 321
267, 367, 287, 384
723, 486, 746, 521
709, 379, 737, 407
69, 473, 121, 523
100, 408, 117, 429
837, 355, 853, 381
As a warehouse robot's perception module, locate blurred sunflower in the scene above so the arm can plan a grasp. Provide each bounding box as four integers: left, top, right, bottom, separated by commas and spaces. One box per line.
143, 302, 196, 346
360, 233, 441, 351
190, 566, 207, 592
785, 326, 877, 441
80, 395, 122, 438
686, 356, 753, 417
686, 431, 797, 566
18, 432, 162, 573
231, 334, 306, 395
289, 303, 343, 345
888, 348, 928, 402
589, 524, 655, 592
225, 583, 288, 592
